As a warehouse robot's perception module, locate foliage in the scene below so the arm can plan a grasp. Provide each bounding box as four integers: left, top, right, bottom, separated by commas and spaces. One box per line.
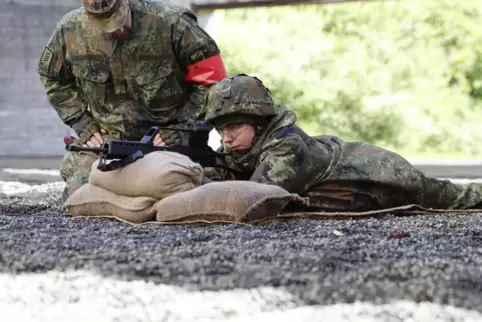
214, 0, 482, 156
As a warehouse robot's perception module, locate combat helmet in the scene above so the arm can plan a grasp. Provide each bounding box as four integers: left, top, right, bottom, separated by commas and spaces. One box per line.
204, 74, 277, 128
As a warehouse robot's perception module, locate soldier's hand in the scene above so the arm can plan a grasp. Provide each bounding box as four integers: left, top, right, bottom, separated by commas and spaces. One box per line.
153, 133, 167, 147
83, 129, 109, 147
153, 129, 182, 147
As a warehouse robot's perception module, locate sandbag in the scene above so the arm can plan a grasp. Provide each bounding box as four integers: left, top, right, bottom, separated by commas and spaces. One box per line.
155, 181, 305, 223
64, 183, 158, 223
89, 151, 203, 199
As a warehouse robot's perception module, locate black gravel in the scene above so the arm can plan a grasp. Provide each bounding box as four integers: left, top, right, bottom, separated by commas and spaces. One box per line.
1, 183, 482, 320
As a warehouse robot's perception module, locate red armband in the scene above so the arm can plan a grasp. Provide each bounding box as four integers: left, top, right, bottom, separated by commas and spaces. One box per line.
185, 54, 228, 85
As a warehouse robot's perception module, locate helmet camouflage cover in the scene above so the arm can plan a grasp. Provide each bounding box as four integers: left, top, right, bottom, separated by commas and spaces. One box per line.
204, 74, 277, 127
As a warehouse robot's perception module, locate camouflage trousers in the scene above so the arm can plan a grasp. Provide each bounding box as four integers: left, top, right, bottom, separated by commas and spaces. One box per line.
59, 151, 99, 200
306, 174, 482, 212
448, 181, 482, 209
300, 137, 482, 212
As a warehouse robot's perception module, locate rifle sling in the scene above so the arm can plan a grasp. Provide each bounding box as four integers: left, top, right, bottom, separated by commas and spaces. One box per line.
97, 150, 145, 172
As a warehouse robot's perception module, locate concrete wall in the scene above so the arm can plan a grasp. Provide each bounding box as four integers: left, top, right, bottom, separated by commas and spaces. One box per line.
0, 2, 79, 156
0, 0, 218, 157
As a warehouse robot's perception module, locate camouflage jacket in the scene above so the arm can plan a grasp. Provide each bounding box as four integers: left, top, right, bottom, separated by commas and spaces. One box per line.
37, 0, 221, 141
204, 105, 482, 211
204, 104, 329, 190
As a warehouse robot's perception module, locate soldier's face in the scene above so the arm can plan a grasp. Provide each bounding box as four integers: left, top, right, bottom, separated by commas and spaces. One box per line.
218, 124, 255, 151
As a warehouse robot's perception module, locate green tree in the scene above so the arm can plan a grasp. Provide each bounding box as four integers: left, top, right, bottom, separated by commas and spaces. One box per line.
215, 0, 482, 157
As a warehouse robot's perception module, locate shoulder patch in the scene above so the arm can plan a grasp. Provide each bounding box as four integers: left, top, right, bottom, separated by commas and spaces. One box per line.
39, 47, 54, 73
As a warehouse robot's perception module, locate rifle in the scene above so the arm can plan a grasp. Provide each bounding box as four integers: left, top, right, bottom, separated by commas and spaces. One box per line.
64, 121, 235, 173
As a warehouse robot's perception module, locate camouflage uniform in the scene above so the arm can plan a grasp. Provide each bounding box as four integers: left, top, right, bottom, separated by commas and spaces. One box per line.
203, 75, 482, 212
37, 0, 224, 198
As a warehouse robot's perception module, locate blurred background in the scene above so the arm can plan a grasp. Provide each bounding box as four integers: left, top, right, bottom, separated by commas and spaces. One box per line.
2, 0, 482, 162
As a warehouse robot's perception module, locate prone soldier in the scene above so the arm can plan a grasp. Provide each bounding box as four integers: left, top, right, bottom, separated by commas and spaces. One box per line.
201, 74, 482, 212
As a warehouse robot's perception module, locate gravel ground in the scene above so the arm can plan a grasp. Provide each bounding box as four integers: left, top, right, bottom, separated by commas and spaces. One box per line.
1, 181, 482, 321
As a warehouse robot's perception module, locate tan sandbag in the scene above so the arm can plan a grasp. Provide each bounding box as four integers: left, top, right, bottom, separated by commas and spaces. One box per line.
89, 151, 203, 199
155, 181, 304, 223
64, 183, 158, 223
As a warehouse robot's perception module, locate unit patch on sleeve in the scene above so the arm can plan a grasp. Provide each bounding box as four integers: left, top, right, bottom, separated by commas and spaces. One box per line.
39, 47, 54, 73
